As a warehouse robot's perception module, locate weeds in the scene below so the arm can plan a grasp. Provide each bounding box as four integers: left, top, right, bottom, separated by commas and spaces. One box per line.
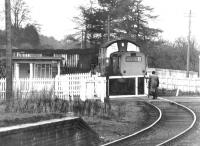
1, 89, 130, 122
4, 89, 112, 119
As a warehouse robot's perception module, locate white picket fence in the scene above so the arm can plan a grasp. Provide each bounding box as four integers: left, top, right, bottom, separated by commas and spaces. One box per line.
0, 73, 106, 101
148, 68, 199, 78
147, 68, 200, 93
0, 72, 200, 101
159, 77, 200, 93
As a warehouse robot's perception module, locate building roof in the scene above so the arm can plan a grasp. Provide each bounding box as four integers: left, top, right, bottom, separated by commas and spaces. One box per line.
0, 47, 98, 55
12, 56, 63, 62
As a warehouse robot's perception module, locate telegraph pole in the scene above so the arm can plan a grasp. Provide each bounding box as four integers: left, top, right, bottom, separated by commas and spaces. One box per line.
186, 10, 191, 78
107, 15, 110, 41
5, 0, 13, 108
81, 30, 83, 49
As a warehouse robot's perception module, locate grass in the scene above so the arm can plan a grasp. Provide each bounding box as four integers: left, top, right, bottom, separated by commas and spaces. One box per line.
158, 88, 200, 97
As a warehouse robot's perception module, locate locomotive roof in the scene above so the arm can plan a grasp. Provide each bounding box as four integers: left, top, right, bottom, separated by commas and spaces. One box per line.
102, 38, 140, 48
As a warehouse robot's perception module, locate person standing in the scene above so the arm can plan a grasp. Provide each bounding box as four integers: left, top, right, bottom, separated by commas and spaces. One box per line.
149, 71, 159, 99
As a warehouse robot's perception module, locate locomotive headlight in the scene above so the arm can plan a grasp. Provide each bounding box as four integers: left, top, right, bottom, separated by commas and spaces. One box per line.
105, 58, 109, 64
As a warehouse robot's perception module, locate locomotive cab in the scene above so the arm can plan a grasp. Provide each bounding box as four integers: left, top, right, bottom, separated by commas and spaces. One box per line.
98, 39, 148, 97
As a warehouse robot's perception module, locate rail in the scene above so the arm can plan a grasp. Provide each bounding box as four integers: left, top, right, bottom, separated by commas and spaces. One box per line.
156, 97, 197, 146
102, 101, 162, 146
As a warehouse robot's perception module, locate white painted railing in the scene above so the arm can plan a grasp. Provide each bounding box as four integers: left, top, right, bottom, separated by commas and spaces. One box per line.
0, 78, 6, 100
159, 77, 200, 92
147, 68, 200, 93
148, 68, 199, 78
54, 73, 106, 101
0, 73, 106, 102
0, 72, 199, 101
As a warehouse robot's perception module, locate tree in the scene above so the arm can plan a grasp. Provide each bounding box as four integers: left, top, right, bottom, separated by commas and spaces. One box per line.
83, 8, 108, 46
62, 34, 81, 49
12, 24, 39, 48
11, 0, 30, 30
145, 38, 200, 72
64, 34, 79, 42
73, 5, 106, 48
40, 35, 62, 49
1, 24, 41, 49
99, 0, 162, 44
10, 0, 39, 48
75, 0, 162, 47
174, 38, 199, 72
21, 24, 40, 47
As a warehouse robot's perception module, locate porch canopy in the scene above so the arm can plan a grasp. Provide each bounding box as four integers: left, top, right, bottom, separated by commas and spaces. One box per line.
13, 56, 63, 79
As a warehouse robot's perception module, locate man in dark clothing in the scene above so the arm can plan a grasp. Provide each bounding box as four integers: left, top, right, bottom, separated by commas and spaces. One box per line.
148, 71, 159, 99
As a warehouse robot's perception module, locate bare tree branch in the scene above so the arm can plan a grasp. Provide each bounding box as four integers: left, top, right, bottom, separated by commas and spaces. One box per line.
11, 0, 30, 29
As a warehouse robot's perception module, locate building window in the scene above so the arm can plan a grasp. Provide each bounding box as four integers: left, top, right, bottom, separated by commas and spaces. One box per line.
34, 64, 52, 78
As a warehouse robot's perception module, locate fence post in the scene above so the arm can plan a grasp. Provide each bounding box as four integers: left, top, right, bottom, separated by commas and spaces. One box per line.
54, 76, 58, 98
135, 77, 138, 96
80, 78, 86, 101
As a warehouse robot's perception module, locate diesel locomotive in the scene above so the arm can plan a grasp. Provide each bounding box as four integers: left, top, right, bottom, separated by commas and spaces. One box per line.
98, 39, 147, 97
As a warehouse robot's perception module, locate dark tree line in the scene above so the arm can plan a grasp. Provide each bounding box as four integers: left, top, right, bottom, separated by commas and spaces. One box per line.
145, 38, 200, 72
0, 0, 40, 49
0, 24, 40, 49
12, 24, 40, 49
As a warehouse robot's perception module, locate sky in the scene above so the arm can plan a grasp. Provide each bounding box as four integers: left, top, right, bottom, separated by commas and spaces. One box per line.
144, 0, 200, 43
0, 0, 200, 43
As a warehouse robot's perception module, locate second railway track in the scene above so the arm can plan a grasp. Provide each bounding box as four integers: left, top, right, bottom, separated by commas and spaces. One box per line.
103, 98, 196, 146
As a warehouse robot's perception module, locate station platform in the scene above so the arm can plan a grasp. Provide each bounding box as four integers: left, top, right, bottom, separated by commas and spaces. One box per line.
159, 96, 200, 102
110, 95, 200, 103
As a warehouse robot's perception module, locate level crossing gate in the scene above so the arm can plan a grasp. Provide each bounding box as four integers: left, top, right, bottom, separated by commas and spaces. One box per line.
108, 75, 148, 98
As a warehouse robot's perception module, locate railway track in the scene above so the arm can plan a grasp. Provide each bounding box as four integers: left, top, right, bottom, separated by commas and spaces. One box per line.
102, 97, 196, 146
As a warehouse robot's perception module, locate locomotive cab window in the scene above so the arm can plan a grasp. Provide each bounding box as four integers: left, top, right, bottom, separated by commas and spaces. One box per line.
125, 56, 142, 62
